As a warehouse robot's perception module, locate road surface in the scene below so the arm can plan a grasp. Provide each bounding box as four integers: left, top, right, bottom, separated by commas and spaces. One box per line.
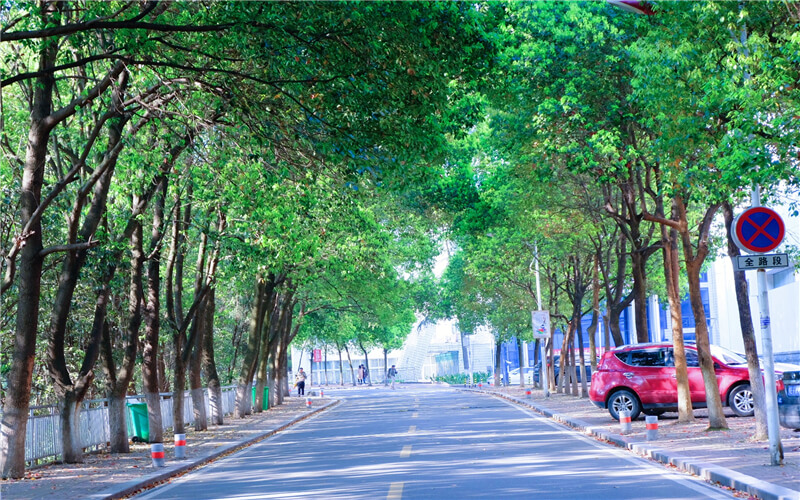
136, 385, 733, 499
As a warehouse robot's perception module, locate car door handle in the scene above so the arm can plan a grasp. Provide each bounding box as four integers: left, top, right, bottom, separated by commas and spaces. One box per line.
623, 372, 634, 379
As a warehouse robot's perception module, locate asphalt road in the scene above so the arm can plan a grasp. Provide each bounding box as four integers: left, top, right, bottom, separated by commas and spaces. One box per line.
136, 386, 734, 499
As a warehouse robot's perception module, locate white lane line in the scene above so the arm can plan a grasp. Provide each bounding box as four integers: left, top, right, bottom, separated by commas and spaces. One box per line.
400, 445, 412, 458
411, 412, 418, 418
387, 481, 404, 499
502, 399, 734, 499
408, 425, 416, 434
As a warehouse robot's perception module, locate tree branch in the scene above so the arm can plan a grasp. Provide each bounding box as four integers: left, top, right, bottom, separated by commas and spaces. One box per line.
39, 239, 101, 259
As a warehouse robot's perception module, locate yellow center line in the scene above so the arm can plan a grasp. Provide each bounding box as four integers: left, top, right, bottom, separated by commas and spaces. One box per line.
400, 445, 412, 458
408, 425, 416, 434
387, 482, 404, 499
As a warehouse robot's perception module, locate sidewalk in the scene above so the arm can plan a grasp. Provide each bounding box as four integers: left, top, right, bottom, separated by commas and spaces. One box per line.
470, 385, 800, 500
0, 396, 339, 500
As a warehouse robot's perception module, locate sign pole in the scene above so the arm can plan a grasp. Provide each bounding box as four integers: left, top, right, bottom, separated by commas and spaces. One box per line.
751, 185, 783, 466
534, 242, 548, 397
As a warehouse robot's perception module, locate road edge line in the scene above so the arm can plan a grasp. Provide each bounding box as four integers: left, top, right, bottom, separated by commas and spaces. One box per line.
462, 388, 800, 500
90, 399, 341, 500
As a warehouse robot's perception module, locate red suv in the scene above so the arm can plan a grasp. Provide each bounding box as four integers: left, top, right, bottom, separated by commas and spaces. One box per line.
589, 343, 784, 420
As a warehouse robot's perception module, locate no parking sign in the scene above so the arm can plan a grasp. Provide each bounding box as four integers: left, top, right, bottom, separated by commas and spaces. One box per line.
732, 206, 785, 254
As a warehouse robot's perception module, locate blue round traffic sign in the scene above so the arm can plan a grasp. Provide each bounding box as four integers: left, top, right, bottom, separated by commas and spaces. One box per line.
732, 207, 785, 254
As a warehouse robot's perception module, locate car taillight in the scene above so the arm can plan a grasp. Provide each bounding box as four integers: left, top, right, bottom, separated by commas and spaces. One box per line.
777, 379, 785, 393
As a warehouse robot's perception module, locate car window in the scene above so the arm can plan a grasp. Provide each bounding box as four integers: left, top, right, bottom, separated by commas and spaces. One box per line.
628, 348, 668, 367
684, 349, 700, 367
709, 345, 747, 365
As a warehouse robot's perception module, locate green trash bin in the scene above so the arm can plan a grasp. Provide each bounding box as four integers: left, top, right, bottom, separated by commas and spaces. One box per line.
127, 402, 150, 443
252, 386, 269, 410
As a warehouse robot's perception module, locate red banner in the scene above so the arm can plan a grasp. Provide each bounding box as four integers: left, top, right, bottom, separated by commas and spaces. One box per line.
313, 349, 322, 362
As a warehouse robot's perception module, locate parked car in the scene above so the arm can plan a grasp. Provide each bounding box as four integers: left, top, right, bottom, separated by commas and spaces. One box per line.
508, 367, 537, 385
589, 343, 786, 421
533, 355, 592, 384
778, 370, 800, 429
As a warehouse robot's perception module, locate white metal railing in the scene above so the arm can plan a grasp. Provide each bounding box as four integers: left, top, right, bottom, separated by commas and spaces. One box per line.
4, 385, 238, 466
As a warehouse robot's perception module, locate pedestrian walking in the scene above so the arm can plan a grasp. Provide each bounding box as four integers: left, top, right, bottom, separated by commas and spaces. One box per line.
387, 364, 398, 390
295, 367, 307, 396
358, 364, 365, 385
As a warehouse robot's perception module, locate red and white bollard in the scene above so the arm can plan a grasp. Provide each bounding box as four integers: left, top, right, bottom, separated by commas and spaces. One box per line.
525, 389, 532, 399
174, 433, 186, 459
306, 397, 312, 408
150, 443, 166, 467
478, 383, 483, 389
320, 389, 324, 398
645, 415, 659, 440
619, 410, 632, 434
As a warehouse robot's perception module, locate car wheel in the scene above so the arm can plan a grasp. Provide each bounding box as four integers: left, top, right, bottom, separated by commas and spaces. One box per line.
729, 384, 754, 417
642, 409, 666, 416
608, 389, 641, 421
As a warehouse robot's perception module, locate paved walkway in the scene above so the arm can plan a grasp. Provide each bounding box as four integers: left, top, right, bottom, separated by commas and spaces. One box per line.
2, 384, 799, 499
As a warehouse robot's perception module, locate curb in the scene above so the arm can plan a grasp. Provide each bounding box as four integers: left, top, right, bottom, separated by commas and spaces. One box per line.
466, 389, 800, 500
88, 399, 341, 500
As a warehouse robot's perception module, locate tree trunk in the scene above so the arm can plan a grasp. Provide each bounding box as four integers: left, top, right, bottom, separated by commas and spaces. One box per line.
569, 333, 579, 396
100, 215, 145, 452
158, 344, 170, 393
677, 197, 727, 429
323, 348, 329, 385
557, 320, 571, 394
172, 336, 188, 434
273, 294, 296, 403
660, 210, 694, 423
0, 18, 56, 477
280, 347, 291, 398
142, 174, 168, 444
723, 202, 767, 439
309, 347, 314, 388
383, 348, 389, 385
264, 291, 282, 407
493, 338, 502, 387
360, 342, 371, 386
202, 287, 224, 425
606, 306, 626, 347
460, 330, 470, 371
235, 277, 267, 418
577, 316, 588, 398
188, 315, 207, 431
517, 338, 525, 388
1, 5, 127, 476
254, 314, 270, 413
338, 346, 345, 385
58, 286, 108, 462
588, 255, 600, 370
58, 392, 83, 464
345, 345, 357, 386
631, 250, 650, 343
107, 394, 129, 453
47, 71, 130, 464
